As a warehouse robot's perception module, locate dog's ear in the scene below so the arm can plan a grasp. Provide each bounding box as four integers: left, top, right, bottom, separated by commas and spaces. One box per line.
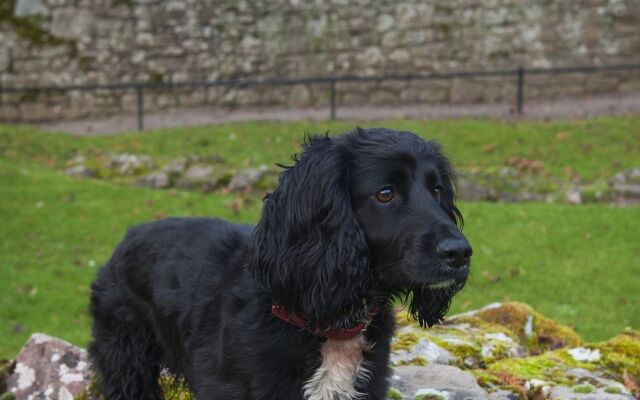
249, 135, 371, 326
436, 149, 464, 229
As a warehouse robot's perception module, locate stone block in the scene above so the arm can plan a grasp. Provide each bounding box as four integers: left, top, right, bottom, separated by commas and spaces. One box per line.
51, 8, 94, 39
0, 105, 20, 121
14, 0, 50, 17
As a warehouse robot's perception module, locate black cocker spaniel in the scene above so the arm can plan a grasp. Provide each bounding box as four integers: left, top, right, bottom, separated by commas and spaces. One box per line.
89, 127, 472, 400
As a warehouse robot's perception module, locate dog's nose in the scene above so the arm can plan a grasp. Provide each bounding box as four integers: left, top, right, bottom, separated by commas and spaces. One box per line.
437, 239, 472, 269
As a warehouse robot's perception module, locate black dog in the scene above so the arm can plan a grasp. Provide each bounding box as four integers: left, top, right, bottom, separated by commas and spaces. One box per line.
89, 128, 472, 400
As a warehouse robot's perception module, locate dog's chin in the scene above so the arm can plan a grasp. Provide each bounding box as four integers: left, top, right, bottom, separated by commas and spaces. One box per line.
392, 278, 465, 328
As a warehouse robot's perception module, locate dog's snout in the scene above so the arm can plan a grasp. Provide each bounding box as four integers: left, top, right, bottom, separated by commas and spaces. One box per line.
436, 239, 472, 269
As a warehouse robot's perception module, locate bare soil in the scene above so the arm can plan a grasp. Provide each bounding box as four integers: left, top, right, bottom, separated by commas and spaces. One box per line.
35, 91, 640, 135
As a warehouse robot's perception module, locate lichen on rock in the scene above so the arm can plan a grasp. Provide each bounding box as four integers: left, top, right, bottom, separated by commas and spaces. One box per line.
2, 304, 638, 400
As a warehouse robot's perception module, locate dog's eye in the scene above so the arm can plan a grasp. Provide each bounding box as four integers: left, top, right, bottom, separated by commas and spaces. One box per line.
433, 186, 442, 202
375, 186, 395, 203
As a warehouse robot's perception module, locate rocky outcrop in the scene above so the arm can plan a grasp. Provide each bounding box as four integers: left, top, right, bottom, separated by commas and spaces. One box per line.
64, 153, 274, 195
63, 153, 640, 206
2, 303, 638, 400
610, 168, 640, 204
4, 334, 96, 400
387, 302, 638, 399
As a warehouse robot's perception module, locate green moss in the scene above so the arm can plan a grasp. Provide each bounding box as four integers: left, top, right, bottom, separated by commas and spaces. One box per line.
431, 338, 479, 361
74, 381, 102, 400
73, 377, 197, 400
573, 383, 595, 393
0, 392, 16, 400
596, 329, 640, 378
581, 180, 612, 203
395, 356, 429, 367
159, 376, 194, 400
386, 387, 403, 400
0, 3, 75, 48
419, 395, 448, 400
604, 386, 622, 394
472, 369, 501, 388
415, 394, 445, 400
473, 302, 582, 352
392, 332, 420, 352
489, 354, 560, 380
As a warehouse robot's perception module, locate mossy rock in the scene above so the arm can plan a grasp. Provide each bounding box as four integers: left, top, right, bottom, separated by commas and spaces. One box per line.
487, 349, 594, 382
452, 302, 582, 353
73, 380, 102, 400
596, 328, 640, 378
475, 334, 637, 397
386, 387, 403, 400
392, 306, 523, 368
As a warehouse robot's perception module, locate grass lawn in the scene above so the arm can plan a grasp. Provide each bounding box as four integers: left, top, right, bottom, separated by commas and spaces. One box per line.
1, 117, 639, 358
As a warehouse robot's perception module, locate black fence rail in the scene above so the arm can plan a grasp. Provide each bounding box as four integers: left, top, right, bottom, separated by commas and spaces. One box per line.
1, 63, 640, 131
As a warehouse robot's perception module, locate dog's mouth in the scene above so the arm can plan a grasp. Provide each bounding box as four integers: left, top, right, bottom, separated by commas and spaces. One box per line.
426, 278, 457, 289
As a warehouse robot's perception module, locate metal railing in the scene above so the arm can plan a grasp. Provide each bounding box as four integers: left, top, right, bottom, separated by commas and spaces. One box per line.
1, 62, 640, 131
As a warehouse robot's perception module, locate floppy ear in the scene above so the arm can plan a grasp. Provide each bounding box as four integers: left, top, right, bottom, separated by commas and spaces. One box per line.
249, 135, 372, 326
436, 147, 464, 228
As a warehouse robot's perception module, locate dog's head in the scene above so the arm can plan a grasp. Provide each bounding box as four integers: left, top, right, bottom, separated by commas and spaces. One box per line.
249, 128, 471, 329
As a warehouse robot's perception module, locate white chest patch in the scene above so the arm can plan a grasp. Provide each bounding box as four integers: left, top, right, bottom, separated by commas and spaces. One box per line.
303, 336, 372, 400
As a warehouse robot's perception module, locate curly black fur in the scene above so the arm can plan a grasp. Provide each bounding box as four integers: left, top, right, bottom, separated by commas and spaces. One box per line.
89, 127, 472, 400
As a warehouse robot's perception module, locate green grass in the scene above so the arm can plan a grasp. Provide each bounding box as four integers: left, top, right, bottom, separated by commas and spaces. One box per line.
1, 117, 639, 358
2, 116, 639, 179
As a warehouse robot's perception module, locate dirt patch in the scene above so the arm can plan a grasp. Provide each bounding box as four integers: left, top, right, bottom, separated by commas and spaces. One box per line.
34, 91, 640, 136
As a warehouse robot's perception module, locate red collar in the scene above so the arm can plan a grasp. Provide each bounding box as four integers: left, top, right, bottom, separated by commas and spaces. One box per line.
271, 304, 375, 340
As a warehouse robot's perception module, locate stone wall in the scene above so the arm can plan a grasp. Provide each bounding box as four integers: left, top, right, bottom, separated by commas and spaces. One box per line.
1, 0, 640, 122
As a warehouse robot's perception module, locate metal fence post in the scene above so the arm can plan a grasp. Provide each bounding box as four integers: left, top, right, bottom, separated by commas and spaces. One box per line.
516, 67, 525, 114
329, 78, 336, 120
136, 84, 144, 131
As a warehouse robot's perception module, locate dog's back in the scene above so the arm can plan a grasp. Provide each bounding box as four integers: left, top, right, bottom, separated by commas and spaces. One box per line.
89, 217, 253, 400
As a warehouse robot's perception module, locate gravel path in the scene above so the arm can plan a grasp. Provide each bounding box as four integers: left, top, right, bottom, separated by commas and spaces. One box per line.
36, 91, 640, 135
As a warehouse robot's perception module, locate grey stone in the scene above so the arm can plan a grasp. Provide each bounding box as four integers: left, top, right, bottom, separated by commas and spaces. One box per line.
388, 365, 489, 400
227, 167, 267, 192
391, 337, 457, 366
388, 49, 411, 63
377, 14, 395, 31
548, 368, 634, 400
176, 164, 221, 189
14, 0, 49, 17
457, 177, 497, 201
488, 389, 521, 400
163, 157, 189, 177
135, 171, 171, 189
3, 0, 640, 124
610, 168, 640, 201
6, 333, 93, 400
550, 385, 633, 400
51, 8, 94, 39
65, 165, 96, 178
106, 154, 155, 176
565, 188, 582, 204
